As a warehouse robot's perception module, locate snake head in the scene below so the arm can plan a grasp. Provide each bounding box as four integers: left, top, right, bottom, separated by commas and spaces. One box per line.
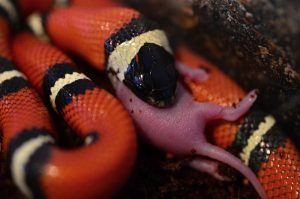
123, 43, 178, 108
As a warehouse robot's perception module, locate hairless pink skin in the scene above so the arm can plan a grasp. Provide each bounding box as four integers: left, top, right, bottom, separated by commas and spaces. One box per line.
113, 62, 267, 199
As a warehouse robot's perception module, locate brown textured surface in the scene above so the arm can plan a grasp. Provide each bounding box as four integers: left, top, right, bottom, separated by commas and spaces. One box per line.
246, 0, 300, 70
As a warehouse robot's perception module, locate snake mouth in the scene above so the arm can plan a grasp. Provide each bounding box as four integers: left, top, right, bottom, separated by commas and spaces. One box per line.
146, 96, 175, 108
145, 87, 176, 108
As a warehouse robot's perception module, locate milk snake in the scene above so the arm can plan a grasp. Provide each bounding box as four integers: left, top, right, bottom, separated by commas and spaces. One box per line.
0, 0, 298, 198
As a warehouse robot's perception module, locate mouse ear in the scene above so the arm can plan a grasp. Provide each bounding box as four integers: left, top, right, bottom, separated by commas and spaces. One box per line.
194, 143, 267, 199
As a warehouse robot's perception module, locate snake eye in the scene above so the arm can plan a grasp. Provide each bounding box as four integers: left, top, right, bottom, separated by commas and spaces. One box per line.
124, 43, 178, 108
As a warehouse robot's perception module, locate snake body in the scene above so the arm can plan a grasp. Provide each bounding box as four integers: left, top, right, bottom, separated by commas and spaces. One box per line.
0, 0, 298, 198
0, 1, 137, 199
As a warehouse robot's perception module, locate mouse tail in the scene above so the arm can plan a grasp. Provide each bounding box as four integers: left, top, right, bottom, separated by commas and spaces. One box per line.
195, 143, 267, 199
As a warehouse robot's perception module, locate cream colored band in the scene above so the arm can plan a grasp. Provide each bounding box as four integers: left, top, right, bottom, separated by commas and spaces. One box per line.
27, 13, 50, 42
11, 135, 54, 199
0, 0, 18, 24
107, 29, 173, 81
240, 115, 276, 165
0, 70, 26, 84
50, 72, 90, 111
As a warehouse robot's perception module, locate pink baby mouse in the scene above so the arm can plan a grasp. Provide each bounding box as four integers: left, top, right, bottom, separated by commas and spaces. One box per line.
112, 60, 267, 199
